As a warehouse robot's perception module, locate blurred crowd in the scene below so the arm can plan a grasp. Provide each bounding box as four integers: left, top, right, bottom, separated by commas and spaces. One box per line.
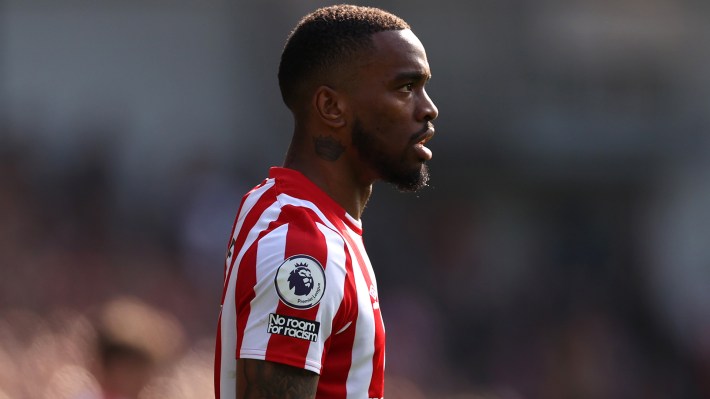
2, 110, 709, 399
3, 1, 710, 398
0, 138, 216, 399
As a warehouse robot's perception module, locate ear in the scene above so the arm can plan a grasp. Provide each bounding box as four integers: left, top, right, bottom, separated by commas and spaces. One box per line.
314, 85, 347, 129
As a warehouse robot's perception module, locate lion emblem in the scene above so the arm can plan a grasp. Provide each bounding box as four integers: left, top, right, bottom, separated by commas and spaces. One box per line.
288, 263, 314, 296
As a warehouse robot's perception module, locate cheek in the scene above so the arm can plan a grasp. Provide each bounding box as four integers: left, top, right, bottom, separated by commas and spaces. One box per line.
358, 93, 405, 124
364, 106, 409, 140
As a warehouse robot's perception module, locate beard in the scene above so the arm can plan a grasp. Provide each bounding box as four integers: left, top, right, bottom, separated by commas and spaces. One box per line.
351, 119, 430, 192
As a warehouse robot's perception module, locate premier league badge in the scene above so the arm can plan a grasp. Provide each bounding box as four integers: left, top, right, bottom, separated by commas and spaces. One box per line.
274, 255, 326, 309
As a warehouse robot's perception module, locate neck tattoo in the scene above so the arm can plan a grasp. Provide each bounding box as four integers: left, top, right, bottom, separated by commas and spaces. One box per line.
313, 135, 345, 161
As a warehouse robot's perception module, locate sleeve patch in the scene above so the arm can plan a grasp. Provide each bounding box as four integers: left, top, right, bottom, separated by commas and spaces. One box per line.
274, 254, 326, 309
267, 313, 321, 342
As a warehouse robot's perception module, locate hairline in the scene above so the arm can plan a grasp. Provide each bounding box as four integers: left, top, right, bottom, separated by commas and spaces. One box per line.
294, 28, 411, 113
279, 5, 411, 110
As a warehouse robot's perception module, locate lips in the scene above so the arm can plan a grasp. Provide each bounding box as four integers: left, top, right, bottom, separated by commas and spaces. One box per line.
413, 127, 435, 161
417, 130, 434, 145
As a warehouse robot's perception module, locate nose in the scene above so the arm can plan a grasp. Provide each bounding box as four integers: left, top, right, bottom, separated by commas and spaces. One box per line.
419, 89, 438, 122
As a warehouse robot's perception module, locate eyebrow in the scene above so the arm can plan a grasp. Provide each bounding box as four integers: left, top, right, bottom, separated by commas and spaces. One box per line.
393, 71, 431, 83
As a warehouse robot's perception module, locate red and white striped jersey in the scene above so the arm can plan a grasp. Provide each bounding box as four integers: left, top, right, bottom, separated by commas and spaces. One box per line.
215, 167, 385, 399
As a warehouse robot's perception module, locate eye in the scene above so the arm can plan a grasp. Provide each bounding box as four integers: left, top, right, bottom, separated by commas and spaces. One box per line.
399, 83, 414, 92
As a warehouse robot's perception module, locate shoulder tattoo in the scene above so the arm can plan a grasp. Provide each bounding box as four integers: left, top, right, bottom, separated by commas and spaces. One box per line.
242, 359, 318, 399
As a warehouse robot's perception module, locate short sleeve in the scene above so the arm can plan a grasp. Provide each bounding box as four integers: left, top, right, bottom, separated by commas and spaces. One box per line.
236, 205, 349, 374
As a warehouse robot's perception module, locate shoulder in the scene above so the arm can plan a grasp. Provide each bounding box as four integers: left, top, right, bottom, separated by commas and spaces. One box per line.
265, 193, 341, 241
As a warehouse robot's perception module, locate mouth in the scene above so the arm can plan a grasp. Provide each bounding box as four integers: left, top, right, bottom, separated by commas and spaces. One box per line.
417, 130, 435, 146
413, 126, 435, 161
413, 121, 435, 143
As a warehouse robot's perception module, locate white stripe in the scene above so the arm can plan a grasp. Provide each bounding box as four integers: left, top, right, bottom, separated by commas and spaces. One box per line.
345, 227, 380, 309
345, 236, 376, 399
335, 321, 352, 335
277, 193, 339, 233
240, 223, 288, 357
305, 223, 348, 369
225, 178, 275, 280
219, 193, 281, 398
344, 212, 362, 229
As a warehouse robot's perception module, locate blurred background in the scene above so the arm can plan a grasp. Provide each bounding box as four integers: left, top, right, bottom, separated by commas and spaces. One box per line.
2, 0, 710, 398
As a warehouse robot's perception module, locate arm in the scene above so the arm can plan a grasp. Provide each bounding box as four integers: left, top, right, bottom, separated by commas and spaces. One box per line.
237, 358, 319, 399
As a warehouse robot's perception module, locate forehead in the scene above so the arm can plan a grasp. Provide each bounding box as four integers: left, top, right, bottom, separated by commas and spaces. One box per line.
360, 29, 430, 80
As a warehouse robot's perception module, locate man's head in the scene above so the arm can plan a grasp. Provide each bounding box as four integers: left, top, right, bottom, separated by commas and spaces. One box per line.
278, 5, 409, 110
280, 5, 438, 192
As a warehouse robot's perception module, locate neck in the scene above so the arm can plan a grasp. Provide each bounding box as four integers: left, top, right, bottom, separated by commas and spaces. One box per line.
284, 136, 373, 220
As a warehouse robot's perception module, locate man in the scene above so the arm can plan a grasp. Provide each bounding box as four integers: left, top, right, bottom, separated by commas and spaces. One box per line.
215, 5, 438, 399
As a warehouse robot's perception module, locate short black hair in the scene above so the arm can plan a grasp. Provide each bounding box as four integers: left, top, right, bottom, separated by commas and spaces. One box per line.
278, 4, 410, 109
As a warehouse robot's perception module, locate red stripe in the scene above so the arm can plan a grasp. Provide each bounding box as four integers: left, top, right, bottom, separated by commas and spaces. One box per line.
232, 186, 280, 355
316, 242, 357, 399
223, 181, 266, 278
234, 217, 289, 355
214, 312, 222, 399
221, 180, 275, 305
334, 223, 385, 397
223, 194, 245, 277
216, 179, 272, 399
234, 238, 258, 356
265, 205, 328, 368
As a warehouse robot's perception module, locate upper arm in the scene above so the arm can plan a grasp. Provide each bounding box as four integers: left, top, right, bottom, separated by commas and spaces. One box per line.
237, 358, 319, 399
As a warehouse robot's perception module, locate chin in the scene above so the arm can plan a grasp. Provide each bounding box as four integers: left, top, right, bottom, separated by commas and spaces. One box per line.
390, 163, 430, 193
